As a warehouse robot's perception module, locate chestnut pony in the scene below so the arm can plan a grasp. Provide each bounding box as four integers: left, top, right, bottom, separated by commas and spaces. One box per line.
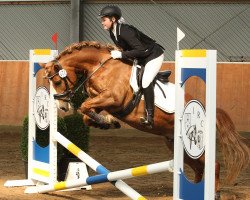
41, 41, 249, 198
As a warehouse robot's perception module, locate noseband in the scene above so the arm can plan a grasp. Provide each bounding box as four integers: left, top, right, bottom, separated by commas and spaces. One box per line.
46, 57, 112, 101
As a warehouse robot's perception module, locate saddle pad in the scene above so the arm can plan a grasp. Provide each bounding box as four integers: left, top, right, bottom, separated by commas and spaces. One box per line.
130, 65, 175, 113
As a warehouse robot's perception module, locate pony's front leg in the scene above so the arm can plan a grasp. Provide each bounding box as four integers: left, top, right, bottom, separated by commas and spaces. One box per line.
82, 108, 115, 129
79, 108, 110, 129
83, 114, 103, 128
86, 110, 120, 129
80, 95, 121, 129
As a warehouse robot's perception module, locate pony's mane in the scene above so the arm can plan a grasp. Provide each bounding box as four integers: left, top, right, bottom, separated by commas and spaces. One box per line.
56, 41, 119, 60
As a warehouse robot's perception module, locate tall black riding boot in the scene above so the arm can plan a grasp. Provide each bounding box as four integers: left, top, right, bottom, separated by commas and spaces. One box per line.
140, 83, 154, 128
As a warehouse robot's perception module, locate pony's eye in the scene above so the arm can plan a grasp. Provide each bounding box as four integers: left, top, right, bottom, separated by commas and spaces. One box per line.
54, 64, 60, 72
54, 80, 62, 86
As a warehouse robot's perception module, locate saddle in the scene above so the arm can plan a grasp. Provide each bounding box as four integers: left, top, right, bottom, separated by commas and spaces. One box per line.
115, 66, 171, 117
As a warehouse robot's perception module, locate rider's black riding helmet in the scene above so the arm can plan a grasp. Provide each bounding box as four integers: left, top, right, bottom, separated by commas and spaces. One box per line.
99, 5, 122, 19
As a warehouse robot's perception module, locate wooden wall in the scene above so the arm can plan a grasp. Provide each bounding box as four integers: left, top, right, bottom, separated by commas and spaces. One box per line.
0, 61, 249, 131
0, 61, 29, 126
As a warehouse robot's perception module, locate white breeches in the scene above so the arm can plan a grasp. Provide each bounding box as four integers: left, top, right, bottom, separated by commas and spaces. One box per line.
142, 54, 164, 88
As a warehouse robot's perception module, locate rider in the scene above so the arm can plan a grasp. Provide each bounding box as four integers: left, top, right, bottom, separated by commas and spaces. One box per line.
99, 5, 164, 128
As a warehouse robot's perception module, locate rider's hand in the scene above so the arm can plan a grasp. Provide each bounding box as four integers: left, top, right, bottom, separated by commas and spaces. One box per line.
111, 50, 122, 59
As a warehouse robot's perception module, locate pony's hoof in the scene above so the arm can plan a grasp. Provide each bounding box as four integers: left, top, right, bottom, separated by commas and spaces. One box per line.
101, 121, 120, 129
113, 121, 121, 129
100, 123, 111, 130
104, 115, 121, 129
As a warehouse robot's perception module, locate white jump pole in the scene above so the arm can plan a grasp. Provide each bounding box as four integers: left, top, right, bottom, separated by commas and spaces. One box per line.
26, 143, 173, 194
25, 131, 147, 200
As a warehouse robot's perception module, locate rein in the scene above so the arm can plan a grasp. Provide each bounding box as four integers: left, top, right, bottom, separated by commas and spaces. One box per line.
73, 57, 112, 96
47, 57, 112, 101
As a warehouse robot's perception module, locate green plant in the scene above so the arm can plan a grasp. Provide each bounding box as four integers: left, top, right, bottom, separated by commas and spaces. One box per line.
20, 113, 89, 159
62, 113, 89, 158
20, 117, 29, 161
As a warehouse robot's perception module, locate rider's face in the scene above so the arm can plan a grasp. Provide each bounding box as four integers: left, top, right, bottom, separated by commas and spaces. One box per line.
101, 17, 115, 30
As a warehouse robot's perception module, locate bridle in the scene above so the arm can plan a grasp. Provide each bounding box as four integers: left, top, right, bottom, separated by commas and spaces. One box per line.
46, 57, 112, 102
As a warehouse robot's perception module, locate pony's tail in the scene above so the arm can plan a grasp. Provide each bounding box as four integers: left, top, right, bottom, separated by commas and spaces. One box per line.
216, 108, 250, 185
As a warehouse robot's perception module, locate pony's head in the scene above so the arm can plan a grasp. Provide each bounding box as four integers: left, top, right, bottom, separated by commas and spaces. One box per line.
40, 41, 122, 112
40, 60, 76, 112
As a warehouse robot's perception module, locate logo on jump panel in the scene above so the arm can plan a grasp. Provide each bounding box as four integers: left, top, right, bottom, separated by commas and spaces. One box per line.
34, 87, 50, 130
181, 100, 205, 159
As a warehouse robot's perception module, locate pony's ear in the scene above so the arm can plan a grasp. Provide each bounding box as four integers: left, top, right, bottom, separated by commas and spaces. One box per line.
39, 63, 46, 68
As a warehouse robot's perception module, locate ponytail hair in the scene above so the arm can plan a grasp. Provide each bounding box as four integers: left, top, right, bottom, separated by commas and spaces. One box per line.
118, 17, 125, 24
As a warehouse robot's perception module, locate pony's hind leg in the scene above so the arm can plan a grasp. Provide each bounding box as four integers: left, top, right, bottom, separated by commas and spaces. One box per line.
184, 154, 204, 183
163, 136, 221, 198
184, 154, 221, 199
215, 161, 221, 200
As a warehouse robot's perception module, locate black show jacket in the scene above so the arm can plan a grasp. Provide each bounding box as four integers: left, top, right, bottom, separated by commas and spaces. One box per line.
109, 23, 157, 60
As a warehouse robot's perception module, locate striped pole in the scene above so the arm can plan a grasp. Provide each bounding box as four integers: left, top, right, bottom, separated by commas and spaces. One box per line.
25, 132, 146, 200
26, 160, 173, 194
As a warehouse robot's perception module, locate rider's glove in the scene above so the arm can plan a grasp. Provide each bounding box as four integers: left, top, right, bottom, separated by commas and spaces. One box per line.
111, 50, 122, 59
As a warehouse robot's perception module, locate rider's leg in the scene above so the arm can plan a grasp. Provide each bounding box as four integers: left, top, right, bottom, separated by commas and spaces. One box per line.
140, 54, 164, 127
140, 83, 154, 127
